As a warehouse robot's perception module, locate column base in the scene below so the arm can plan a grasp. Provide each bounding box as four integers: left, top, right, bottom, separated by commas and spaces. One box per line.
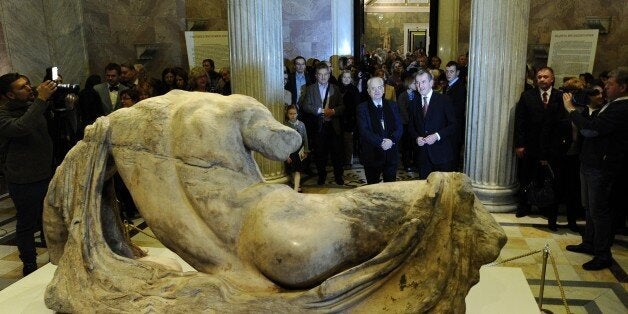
472, 183, 519, 213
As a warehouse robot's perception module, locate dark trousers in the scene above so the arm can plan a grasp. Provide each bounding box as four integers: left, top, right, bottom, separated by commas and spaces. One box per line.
580, 164, 615, 261
417, 150, 454, 180
8, 179, 50, 264
364, 162, 398, 185
315, 122, 344, 179
563, 154, 584, 225
516, 155, 539, 210
400, 124, 415, 170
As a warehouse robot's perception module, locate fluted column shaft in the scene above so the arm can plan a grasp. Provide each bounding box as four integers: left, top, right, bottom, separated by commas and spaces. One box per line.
228, 0, 287, 182
464, 0, 530, 212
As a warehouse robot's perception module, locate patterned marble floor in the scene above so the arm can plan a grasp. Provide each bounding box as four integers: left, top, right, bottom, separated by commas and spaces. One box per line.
0, 167, 626, 313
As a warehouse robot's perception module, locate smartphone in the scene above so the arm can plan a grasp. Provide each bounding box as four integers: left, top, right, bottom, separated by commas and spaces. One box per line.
51, 67, 58, 81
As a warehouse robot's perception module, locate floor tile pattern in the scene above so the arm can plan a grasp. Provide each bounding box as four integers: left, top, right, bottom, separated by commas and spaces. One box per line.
1, 167, 626, 313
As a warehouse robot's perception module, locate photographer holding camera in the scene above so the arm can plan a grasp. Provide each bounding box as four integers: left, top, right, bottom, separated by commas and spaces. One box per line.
43, 67, 79, 166
563, 67, 628, 270
0, 72, 57, 276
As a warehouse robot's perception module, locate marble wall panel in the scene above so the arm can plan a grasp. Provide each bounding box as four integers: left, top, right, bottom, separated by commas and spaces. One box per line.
0, 0, 54, 83
0, 19, 8, 74
43, 0, 90, 86
0, 20, 5, 48
83, 0, 187, 79
152, 18, 186, 71
311, 41, 332, 61
282, 0, 332, 60
0, 44, 10, 75
458, 0, 627, 76
283, 0, 323, 20
186, 0, 227, 19
83, 10, 112, 44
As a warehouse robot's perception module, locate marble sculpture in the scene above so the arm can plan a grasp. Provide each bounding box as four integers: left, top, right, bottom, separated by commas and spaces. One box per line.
43, 90, 506, 313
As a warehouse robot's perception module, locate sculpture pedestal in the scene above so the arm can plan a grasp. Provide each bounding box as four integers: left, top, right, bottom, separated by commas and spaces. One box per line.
0, 248, 537, 313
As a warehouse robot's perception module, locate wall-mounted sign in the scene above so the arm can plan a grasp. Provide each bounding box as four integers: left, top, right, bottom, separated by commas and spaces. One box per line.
184, 31, 230, 70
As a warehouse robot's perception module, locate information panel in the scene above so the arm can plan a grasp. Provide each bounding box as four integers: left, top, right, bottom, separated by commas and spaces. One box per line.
547, 29, 598, 83
184, 31, 230, 70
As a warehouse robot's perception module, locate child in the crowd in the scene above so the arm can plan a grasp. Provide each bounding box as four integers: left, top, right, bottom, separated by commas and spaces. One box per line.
284, 105, 309, 192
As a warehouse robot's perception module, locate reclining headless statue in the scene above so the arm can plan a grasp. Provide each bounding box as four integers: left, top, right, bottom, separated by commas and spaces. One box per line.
43, 90, 506, 313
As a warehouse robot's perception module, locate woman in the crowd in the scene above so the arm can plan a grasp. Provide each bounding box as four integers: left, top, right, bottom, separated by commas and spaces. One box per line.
216, 67, 231, 95
338, 70, 360, 168
396, 75, 418, 172
161, 67, 176, 92
188, 66, 208, 92
283, 66, 292, 106
173, 67, 188, 90
120, 88, 140, 108
373, 69, 396, 102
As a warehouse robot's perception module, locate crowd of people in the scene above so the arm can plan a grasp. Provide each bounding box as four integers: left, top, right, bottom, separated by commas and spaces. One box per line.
0, 58, 230, 276
0, 46, 625, 276
514, 66, 627, 270
282, 49, 469, 189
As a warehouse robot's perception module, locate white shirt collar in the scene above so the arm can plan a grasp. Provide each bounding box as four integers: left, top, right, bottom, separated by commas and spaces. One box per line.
421, 89, 433, 104
539, 87, 551, 98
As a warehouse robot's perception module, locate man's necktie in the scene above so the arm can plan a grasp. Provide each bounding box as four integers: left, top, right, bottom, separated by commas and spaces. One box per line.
376, 103, 384, 130
109, 85, 119, 92
542, 91, 548, 108
422, 96, 428, 117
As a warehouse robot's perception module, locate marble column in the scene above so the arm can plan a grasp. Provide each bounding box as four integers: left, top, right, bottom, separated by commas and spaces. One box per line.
437, 0, 459, 64
464, 0, 530, 212
228, 0, 287, 182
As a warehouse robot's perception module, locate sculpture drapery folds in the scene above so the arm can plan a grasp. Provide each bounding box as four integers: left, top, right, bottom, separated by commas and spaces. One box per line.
43, 91, 505, 313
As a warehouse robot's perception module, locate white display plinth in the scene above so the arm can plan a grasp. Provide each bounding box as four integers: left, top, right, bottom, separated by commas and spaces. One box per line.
466, 266, 540, 313
0, 248, 537, 313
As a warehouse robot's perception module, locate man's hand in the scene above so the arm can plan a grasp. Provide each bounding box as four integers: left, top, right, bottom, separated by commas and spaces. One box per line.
37, 80, 57, 101
287, 156, 292, 164
416, 137, 426, 147
424, 134, 438, 145
323, 108, 335, 117
562, 92, 576, 112
515, 147, 525, 158
381, 138, 393, 151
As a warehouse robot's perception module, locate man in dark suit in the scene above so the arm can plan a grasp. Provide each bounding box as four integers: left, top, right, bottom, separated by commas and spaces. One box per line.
287, 56, 316, 175
93, 63, 128, 115
408, 69, 458, 179
357, 77, 403, 184
285, 56, 312, 106
564, 67, 628, 270
444, 61, 467, 167
513, 67, 563, 224
300, 63, 345, 185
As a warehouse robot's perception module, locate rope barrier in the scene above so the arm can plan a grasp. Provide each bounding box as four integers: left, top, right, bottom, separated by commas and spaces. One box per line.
488, 243, 571, 314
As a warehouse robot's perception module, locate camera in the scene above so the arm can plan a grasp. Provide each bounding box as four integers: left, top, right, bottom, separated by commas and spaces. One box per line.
559, 87, 600, 106
51, 84, 80, 112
